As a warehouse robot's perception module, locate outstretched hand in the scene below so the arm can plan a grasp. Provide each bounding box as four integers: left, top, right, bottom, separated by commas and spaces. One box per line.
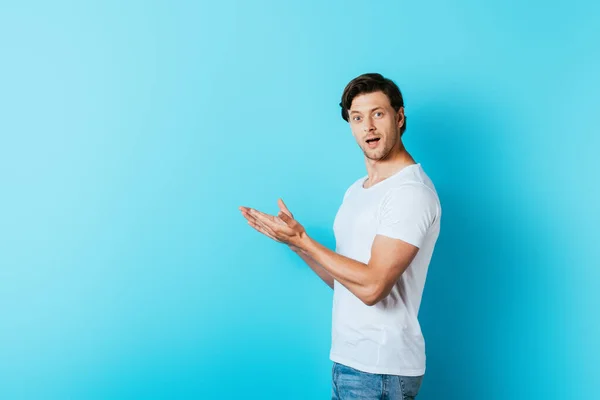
239, 198, 307, 251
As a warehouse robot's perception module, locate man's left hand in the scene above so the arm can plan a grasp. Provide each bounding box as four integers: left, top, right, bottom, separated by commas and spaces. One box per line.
239, 198, 308, 249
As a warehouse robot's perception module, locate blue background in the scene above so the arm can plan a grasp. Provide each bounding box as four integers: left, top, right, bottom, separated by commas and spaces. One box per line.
1, 1, 598, 399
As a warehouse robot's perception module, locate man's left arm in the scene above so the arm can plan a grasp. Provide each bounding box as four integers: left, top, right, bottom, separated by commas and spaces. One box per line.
297, 183, 438, 306
299, 234, 419, 306
243, 185, 438, 306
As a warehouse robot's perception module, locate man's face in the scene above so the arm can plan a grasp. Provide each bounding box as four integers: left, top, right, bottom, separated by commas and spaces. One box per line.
348, 91, 404, 161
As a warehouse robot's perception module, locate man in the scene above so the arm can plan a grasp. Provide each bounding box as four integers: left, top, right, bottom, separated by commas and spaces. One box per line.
239, 73, 441, 400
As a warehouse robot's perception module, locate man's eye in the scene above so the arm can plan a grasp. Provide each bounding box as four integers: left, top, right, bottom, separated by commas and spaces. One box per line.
353, 116, 361, 121
374, 112, 383, 117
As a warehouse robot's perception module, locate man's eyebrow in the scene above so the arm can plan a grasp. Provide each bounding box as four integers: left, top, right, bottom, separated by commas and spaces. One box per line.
349, 107, 384, 114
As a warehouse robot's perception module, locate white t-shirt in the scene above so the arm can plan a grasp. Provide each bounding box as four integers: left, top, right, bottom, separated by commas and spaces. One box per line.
330, 163, 441, 376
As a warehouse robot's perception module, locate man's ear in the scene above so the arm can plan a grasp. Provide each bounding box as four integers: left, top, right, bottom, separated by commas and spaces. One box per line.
397, 107, 405, 128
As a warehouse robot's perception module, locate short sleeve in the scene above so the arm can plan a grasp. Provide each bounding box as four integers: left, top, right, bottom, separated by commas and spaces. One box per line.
376, 184, 439, 248
341, 178, 361, 203
342, 186, 352, 202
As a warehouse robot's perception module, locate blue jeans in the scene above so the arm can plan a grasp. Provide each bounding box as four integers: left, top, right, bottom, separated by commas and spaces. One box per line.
331, 362, 424, 400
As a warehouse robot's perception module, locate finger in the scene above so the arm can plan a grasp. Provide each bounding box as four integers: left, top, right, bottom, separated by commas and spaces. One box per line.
241, 208, 282, 238
249, 208, 277, 222
259, 220, 286, 243
240, 207, 253, 217
262, 224, 283, 242
278, 198, 293, 218
250, 209, 279, 227
273, 215, 289, 227
247, 211, 283, 237
252, 214, 273, 234
247, 219, 283, 243
241, 208, 274, 227
240, 210, 257, 223
239, 206, 256, 216
252, 209, 296, 236
278, 211, 296, 227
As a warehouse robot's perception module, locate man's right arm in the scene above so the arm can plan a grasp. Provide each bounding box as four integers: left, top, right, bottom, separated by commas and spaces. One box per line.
240, 200, 335, 289
291, 246, 334, 289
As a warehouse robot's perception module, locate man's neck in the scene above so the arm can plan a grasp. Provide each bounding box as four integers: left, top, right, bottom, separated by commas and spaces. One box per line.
363, 147, 416, 188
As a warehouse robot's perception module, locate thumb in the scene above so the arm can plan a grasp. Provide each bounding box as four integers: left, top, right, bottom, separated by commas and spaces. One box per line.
278, 211, 294, 226
278, 198, 293, 217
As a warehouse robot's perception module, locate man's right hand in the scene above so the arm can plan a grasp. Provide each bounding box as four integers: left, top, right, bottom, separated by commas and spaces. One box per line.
239, 198, 302, 253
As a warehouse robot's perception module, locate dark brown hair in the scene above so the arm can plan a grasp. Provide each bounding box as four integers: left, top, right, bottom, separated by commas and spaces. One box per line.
340, 73, 406, 136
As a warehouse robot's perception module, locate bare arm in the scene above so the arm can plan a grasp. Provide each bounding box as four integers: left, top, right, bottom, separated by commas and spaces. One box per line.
299, 235, 418, 305
240, 201, 334, 289
290, 245, 334, 289
241, 186, 436, 306
242, 202, 419, 306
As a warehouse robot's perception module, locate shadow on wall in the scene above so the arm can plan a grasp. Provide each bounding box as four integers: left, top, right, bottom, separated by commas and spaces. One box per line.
414, 91, 561, 400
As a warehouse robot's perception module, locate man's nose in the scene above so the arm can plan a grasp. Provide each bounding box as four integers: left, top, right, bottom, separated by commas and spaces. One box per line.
363, 117, 375, 132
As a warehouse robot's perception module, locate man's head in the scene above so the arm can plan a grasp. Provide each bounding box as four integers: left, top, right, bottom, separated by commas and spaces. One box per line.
340, 73, 406, 161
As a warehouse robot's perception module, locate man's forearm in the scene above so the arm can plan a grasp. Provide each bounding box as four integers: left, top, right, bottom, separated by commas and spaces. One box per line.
293, 248, 334, 289
298, 235, 376, 303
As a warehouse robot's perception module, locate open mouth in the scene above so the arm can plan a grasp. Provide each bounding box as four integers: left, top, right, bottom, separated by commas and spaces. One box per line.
366, 138, 381, 148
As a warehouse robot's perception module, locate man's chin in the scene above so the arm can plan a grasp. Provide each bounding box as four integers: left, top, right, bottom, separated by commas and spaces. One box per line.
364, 151, 384, 161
